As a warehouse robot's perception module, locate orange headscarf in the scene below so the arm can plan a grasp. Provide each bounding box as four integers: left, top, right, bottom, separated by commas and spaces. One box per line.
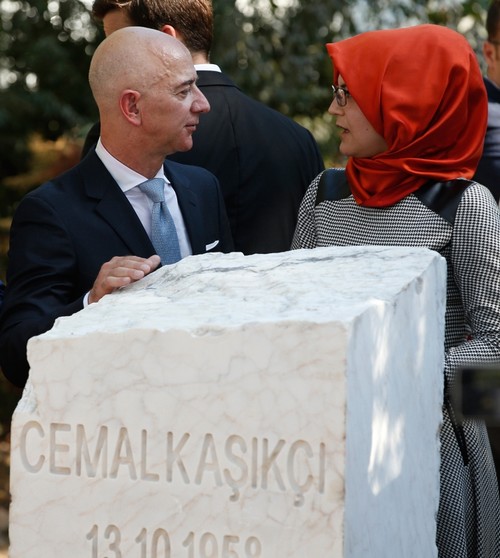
326, 24, 488, 207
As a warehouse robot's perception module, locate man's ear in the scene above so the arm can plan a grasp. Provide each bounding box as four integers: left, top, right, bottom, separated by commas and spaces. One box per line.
161, 24, 177, 38
119, 90, 142, 126
484, 41, 497, 67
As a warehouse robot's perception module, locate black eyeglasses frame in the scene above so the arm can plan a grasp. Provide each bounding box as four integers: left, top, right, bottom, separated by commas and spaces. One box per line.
331, 84, 350, 107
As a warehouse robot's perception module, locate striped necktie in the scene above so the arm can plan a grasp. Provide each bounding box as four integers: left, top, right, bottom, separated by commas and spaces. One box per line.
138, 178, 181, 265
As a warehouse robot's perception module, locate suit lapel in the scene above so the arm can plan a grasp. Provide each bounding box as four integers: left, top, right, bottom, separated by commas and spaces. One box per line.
164, 161, 205, 255
80, 153, 155, 258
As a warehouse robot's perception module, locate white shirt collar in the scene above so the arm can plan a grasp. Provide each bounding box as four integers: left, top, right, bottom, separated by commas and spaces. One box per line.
95, 139, 167, 192
195, 63, 221, 72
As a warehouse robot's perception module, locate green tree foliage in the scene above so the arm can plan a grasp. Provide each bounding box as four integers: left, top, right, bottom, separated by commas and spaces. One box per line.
212, 0, 489, 116
212, 0, 350, 117
0, 0, 491, 195
211, 0, 489, 161
0, 0, 103, 223
0, 0, 102, 181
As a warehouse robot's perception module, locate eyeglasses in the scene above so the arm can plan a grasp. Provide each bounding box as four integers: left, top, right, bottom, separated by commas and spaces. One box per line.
331, 84, 350, 107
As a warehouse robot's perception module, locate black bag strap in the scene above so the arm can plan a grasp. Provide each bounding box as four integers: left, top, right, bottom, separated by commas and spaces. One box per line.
315, 168, 350, 206
413, 179, 473, 225
315, 168, 473, 226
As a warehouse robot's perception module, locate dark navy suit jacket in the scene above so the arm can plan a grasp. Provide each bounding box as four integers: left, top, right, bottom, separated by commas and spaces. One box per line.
473, 77, 500, 202
0, 151, 233, 387
83, 70, 325, 254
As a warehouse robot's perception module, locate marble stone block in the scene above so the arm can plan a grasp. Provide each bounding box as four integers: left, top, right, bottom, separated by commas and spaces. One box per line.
9, 246, 445, 558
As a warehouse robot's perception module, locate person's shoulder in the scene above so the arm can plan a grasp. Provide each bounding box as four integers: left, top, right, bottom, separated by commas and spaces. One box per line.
20, 155, 96, 206
462, 179, 499, 206
231, 89, 317, 140
246, 97, 317, 140
199, 70, 320, 150
415, 178, 497, 226
314, 168, 350, 204
208, 71, 307, 124
451, 179, 500, 232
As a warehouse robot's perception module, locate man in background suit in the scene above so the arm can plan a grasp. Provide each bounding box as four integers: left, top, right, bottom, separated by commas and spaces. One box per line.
82, 0, 325, 255
473, 0, 500, 492
473, 0, 500, 203
0, 27, 233, 388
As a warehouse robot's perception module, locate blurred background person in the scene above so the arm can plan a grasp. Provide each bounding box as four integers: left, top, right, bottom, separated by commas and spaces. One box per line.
474, 0, 500, 203
474, 0, 500, 487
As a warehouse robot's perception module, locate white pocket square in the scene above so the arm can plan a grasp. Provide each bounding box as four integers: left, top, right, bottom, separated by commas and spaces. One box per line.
205, 240, 219, 251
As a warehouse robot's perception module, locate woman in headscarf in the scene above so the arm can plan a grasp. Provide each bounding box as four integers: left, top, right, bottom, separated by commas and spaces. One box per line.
292, 24, 500, 557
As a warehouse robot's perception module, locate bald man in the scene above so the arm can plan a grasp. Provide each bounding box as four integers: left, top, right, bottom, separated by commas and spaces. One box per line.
0, 27, 233, 388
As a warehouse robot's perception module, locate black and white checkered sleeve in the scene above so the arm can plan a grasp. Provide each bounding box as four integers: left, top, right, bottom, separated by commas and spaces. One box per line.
446, 183, 500, 386
291, 172, 323, 250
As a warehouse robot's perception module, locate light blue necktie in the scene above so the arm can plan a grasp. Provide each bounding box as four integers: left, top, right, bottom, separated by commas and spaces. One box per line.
138, 178, 181, 265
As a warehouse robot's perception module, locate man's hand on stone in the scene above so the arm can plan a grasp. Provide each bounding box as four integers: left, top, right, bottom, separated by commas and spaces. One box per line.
89, 255, 161, 304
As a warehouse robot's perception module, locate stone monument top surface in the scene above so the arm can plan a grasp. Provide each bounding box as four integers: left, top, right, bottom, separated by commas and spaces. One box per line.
37, 246, 443, 339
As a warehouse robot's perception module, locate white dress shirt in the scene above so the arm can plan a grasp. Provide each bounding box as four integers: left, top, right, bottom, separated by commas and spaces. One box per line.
95, 139, 192, 257
82, 140, 192, 306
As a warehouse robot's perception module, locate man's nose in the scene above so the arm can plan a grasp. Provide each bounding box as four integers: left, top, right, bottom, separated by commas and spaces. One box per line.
192, 86, 210, 113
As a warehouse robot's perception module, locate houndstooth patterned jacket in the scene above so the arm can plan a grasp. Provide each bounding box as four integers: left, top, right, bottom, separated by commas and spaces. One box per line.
292, 168, 500, 558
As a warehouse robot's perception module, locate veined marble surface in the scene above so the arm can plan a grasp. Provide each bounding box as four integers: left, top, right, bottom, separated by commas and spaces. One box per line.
10, 246, 445, 557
